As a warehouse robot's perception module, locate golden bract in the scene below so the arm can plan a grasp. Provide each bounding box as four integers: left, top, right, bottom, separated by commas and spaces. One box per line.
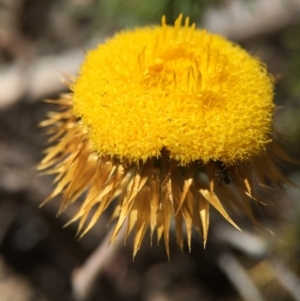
73, 15, 274, 165
39, 15, 289, 258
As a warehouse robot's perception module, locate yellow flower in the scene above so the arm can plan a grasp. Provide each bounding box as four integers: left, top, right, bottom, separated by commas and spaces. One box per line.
39, 15, 290, 258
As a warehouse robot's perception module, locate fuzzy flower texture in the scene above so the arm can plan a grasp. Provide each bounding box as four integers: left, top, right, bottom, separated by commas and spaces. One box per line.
39, 15, 291, 257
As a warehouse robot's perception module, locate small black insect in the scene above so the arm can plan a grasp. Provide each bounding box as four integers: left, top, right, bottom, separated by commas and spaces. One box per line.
215, 160, 232, 186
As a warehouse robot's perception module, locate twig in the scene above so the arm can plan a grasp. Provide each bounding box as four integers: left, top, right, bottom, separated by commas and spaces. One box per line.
271, 258, 300, 301
213, 223, 268, 258
203, 0, 300, 40
71, 224, 126, 301
218, 252, 266, 301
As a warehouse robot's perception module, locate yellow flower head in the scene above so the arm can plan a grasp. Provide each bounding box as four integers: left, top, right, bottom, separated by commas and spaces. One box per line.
39, 15, 290, 258
73, 15, 273, 165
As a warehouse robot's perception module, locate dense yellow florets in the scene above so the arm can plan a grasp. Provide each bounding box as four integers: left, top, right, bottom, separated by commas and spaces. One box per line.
72, 15, 274, 164
39, 15, 295, 258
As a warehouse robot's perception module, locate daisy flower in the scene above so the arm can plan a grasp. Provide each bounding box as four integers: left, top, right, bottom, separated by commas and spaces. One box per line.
39, 15, 290, 257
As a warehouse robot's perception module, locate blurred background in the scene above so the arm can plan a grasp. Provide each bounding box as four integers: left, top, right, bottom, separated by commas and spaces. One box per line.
1, 0, 300, 300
